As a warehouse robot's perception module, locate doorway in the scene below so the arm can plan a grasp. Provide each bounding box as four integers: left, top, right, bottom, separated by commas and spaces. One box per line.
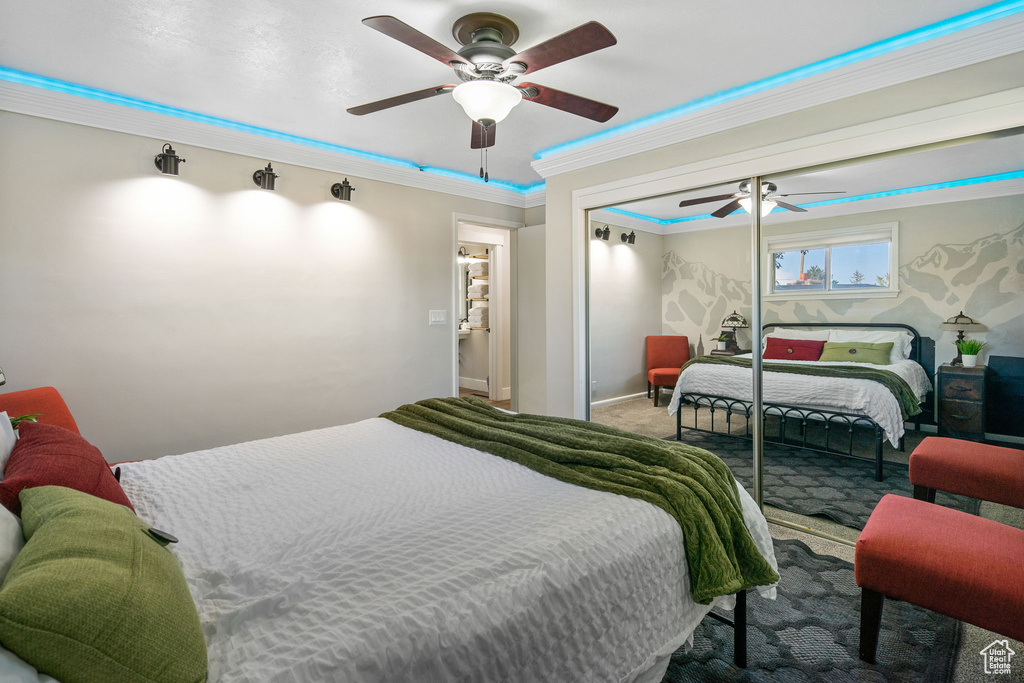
453, 218, 517, 410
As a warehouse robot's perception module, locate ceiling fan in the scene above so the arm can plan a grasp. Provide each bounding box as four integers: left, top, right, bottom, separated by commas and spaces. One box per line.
347, 13, 619, 153
678, 181, 846, 218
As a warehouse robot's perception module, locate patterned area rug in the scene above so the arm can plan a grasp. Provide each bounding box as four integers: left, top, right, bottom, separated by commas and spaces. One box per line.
665, 539, 961, 682
668, 430, 979, 529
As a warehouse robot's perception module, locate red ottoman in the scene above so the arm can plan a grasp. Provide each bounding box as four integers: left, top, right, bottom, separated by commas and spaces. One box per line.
855, 494, 1024, 663
910, 437, 1024, 510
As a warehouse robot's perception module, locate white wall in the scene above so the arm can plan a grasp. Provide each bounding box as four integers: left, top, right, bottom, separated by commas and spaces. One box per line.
0, 113, 524, 461
589, 222, 664, 401
515, 223, 546, 413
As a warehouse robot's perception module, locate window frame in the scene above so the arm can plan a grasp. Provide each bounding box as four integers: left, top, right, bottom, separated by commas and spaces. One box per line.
763, 222, 899, 300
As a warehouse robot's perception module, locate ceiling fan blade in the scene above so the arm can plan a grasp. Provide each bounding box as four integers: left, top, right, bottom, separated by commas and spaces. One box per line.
471, 121, 496, 149
678, 193, 739, 208
711, 199, 743, 218
347, 85, 454, 116
773, 200, 808, 213
519, 83, 617, 122
775, 191, 847, 197
503, 21, 616, 75
362, 16, 470, 67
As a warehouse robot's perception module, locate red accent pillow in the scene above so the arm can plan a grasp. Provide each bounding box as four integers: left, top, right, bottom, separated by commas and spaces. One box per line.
763, 337, 826, 361
0, 422, 134, 516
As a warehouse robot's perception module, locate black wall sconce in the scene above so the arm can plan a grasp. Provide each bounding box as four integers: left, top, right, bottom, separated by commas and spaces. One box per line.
594, 225, 610, 240
621, 231, 636, 244
253, 163, 278, 191
330, 178, 355, 201
154, 143, 185, 176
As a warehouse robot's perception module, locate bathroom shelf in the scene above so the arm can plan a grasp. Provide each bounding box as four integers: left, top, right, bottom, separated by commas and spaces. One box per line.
470, 275, 488, 280
467, 297, 488, 301
468, 327, 490, 331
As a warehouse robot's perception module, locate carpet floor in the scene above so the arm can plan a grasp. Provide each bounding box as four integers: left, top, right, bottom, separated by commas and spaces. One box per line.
669, 429, 979, 529
665, 539, 960, 683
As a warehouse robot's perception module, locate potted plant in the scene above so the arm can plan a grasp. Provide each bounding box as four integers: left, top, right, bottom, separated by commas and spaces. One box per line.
713, 334, 731, 351
955, 339, 986, 367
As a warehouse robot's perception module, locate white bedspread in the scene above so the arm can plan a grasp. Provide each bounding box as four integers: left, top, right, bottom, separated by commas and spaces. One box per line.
669, 356, 931, 447
109, 418, 777, 683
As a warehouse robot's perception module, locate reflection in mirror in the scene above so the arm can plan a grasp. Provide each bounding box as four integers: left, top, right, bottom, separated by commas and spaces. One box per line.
756, 129, 1024, 541
586, 181, 758, 499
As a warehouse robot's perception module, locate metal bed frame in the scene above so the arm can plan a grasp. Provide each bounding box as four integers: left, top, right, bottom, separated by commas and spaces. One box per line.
674, 323, 934, 482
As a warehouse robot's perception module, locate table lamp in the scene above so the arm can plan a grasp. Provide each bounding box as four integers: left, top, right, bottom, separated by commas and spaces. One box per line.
720, 311, 749, 354
938, 311, 985, 366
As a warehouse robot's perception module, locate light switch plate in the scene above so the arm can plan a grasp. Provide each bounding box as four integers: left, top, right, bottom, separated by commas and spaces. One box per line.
429, 310, 447, 325
0, 367, 5, 386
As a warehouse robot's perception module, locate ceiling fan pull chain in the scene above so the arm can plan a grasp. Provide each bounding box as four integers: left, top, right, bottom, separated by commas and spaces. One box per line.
484, 147, 489, 182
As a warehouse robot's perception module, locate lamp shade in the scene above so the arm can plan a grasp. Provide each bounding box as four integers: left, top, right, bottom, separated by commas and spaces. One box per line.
722, 310, 748, 329
938, 311, 985, 331
738, 197, 776, 216
452, 81, 522, 124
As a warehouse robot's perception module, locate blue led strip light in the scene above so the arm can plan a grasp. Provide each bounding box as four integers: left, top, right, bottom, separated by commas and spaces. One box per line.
602, 169, 1024, 225
0, 65, 546, 193
536, 0, 1024, 159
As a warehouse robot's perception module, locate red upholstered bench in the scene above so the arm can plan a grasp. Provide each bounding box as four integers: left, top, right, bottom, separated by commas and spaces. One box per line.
855, 494, 1024, 663
910, 437, 1024, 510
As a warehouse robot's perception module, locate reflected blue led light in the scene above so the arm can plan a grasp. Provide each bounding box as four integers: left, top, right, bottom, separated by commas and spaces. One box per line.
536, 0, 1024, 159
605, 170, 1024, 225
0, 65, 551, 194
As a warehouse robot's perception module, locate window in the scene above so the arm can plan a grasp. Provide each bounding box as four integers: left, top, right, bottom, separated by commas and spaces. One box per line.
764, 223, 898, 299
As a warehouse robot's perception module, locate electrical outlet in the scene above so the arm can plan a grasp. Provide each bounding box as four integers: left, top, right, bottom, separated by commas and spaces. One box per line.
429, 310, 447, 325
591, 380, 597, 394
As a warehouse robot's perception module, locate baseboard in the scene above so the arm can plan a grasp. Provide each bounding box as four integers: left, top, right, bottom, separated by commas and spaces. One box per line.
496, 386, 511, 401
591, 391, 648, 409
459, 377, 488, 392
985, 432, 1024, 445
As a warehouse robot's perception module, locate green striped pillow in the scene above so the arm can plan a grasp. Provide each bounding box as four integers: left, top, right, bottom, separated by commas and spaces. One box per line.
0, 486, 207, 683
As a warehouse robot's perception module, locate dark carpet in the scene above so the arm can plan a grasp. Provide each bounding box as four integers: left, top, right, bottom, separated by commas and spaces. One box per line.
668, 430, 979, 529
665, 539, 961, 683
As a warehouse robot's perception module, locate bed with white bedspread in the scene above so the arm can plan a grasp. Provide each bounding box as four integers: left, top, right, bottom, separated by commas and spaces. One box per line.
669, 323, 934, 482
96, 416, 778, 683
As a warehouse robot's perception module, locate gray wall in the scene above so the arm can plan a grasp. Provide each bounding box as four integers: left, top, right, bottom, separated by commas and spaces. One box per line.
0, 112, 525, 461
589, 222, 664, 401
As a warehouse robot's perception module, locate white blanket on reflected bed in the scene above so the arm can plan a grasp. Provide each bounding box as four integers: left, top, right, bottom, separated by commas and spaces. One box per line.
94, 418, 777, 683
669, 355, 932, 447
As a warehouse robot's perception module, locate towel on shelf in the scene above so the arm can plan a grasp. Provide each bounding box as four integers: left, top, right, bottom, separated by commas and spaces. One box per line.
467, 284, 489, 297
468, 262, 489, 276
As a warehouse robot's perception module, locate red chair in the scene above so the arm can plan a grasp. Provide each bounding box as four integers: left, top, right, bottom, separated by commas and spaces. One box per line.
646, 336, 689, 407
0, 387, 80, 435
856, 437, 1024, 663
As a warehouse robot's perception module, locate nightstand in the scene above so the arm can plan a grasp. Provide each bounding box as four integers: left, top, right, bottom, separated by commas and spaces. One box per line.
710, 348, 752, 357
937, 363, 987, 442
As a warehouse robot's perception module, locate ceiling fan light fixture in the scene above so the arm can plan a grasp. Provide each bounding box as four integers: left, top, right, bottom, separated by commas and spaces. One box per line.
738, 197, 776, 217
452, 80, 522, 124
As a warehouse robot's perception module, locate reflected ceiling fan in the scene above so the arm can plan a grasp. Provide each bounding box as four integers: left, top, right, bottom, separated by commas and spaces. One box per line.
347, 13, 619, 156
678, 181, 846, 218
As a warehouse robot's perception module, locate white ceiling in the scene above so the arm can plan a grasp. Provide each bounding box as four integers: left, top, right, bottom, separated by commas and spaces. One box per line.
0, 0, 999, 186
604, 130, 1024, 228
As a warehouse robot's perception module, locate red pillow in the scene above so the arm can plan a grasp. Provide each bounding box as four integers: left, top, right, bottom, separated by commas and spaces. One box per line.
0, 422, 134, 516
763, 337, 826, 361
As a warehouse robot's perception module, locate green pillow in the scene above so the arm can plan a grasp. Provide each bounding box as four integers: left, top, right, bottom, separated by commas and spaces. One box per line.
0, 486, 207, 683
819, 341, 893, 365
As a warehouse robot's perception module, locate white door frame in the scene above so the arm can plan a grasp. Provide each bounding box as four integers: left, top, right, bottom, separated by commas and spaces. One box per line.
568, 88, 1024, 418
451, 213, 525, 403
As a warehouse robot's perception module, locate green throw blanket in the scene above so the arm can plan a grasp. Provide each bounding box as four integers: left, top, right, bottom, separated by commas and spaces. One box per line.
680, 355, 923, 420
381, 397, 779, 604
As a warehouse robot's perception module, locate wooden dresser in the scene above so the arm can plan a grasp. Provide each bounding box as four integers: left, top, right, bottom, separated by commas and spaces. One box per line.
937, 363, 987, 442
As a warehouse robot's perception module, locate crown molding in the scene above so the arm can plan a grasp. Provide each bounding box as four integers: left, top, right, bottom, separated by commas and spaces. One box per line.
532, 13, 1024, 179
0, 79, 534, 209
589, 210, 668, 235
523, 187, 546, 208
